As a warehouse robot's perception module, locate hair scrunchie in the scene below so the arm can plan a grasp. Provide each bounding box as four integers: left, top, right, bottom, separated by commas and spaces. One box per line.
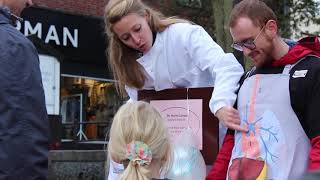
126, 141, 152, 166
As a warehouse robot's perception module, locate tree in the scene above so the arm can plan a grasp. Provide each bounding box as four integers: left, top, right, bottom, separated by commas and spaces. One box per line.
212, 0, 245, 67
264, 0, 320, 38
212, 0, 233, 53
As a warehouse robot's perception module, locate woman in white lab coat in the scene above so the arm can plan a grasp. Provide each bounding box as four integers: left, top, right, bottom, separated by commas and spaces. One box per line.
105, 0, 245, 131
104, 0, 245, 179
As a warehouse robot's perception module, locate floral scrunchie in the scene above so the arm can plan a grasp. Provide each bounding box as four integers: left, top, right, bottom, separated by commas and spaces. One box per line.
126, 141, 152, 166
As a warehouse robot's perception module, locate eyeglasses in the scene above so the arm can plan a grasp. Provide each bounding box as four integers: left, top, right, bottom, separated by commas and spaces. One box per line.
231, 26, 265, 52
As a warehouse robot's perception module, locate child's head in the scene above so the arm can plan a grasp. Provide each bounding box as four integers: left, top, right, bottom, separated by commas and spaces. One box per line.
108, 101, 171, 180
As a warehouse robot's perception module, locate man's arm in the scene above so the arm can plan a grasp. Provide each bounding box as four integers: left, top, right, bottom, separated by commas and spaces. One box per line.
309, 136, 320, 170
305, 65, 320, 170
290, 56, 320, 170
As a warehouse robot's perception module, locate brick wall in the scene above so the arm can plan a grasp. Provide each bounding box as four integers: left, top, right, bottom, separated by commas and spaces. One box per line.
32, 0, 107, 17
31, 0, 215, 38
31, 0, 166, 17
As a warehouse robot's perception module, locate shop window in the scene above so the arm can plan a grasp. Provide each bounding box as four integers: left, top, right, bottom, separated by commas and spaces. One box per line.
60, 76, 125, 143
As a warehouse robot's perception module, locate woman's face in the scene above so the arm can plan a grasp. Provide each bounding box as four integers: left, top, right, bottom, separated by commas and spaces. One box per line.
113, 13, 153, 54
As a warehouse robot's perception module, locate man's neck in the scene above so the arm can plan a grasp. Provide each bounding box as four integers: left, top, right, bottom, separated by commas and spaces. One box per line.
272, 37, 290, 61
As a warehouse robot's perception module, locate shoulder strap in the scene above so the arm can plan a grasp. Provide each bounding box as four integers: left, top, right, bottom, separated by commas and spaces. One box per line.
244, 66, 256, 79
293, 54, 320, 67
283, 54, 320, 75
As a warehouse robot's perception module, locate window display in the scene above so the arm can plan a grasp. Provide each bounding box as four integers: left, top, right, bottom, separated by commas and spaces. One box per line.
60, 76, 125, 142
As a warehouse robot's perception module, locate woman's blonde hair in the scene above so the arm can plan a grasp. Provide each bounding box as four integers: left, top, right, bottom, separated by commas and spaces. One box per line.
104, 0, 189, 97
108, 101, 171, 180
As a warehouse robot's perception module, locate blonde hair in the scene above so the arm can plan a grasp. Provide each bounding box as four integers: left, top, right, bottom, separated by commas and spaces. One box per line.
104, 0, 189, 97
108, 101, 171, 180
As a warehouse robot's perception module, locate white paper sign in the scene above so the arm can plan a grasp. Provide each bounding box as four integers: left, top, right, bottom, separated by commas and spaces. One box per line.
150, 99, 203, 149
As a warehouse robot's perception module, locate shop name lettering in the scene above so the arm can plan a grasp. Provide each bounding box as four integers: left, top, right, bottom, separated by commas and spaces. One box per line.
16, 20, 78, 48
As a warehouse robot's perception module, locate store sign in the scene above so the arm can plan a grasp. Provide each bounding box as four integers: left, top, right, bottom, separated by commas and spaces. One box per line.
19, 7, 107, 66
16, 20, 78, 48
18, 7, 111, 79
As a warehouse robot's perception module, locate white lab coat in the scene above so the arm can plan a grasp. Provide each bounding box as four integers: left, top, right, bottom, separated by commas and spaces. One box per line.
126, 23, 243, 114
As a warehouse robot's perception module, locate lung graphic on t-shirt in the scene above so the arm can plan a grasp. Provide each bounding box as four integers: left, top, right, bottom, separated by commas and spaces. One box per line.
238, 107, 283, 163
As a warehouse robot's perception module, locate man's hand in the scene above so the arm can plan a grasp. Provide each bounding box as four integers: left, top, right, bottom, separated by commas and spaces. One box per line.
215, 106, 248, 132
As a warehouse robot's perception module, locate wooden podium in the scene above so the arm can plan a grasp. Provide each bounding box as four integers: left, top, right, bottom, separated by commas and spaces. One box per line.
138, 87, 218, 165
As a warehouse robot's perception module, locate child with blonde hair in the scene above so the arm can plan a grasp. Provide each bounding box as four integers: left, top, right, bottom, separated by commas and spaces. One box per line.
108, 101, 171, 180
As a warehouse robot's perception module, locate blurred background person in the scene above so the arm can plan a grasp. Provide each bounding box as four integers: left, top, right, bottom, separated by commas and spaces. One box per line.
0, 0, 49, 179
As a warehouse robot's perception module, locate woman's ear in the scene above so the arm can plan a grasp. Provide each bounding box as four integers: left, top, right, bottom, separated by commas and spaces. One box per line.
265, 19, 278, 38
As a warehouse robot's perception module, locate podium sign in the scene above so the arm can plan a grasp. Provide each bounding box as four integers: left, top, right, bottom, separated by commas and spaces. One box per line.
138, 87, 218, 165
150, 99, 203, 149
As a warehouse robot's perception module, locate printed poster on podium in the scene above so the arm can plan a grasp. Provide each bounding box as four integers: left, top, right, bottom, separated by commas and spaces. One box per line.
138, 87, 219, 165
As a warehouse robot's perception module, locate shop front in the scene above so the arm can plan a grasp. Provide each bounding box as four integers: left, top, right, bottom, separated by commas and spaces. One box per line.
19, 7, 124, 149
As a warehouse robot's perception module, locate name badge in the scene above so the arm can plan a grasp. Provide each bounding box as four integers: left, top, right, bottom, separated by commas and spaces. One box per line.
292, 70, 308, 78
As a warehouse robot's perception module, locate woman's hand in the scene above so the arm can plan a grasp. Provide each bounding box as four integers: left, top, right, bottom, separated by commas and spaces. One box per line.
215, 106, 248, 132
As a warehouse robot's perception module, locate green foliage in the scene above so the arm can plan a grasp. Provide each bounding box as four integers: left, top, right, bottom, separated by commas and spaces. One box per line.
264, 0, 320, 38
152, 0, 215, 38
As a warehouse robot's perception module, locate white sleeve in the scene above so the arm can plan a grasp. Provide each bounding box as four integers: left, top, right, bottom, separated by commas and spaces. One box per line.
125, 85, 138, 102
177, 24, 244, 114
208, 53, 243, 114
107, 158, 124, 180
